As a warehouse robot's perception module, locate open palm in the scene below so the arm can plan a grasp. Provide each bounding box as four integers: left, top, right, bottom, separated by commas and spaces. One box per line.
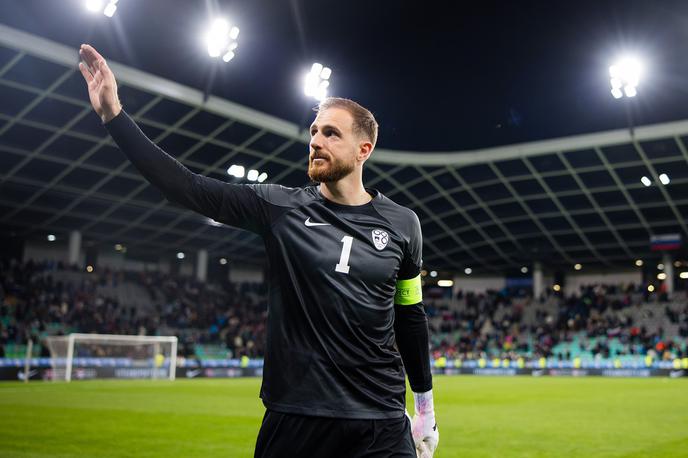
78, 44, 121, 123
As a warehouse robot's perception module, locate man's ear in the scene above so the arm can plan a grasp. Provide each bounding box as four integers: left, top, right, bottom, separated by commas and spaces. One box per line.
357, 140, 374, 163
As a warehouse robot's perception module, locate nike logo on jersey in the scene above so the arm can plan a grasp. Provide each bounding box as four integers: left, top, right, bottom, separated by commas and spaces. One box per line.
433, 423, 437, 431
304, 217, 331, 227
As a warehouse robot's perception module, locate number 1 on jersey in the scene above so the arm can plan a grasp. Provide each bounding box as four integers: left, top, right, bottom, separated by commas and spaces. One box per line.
335, 235, 353, 274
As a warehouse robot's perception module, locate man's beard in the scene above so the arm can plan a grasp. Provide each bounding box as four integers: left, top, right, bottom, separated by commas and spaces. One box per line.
307, 156, 355, 183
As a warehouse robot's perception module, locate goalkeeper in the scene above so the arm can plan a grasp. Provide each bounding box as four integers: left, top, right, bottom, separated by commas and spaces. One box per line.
78, 44, 438, 458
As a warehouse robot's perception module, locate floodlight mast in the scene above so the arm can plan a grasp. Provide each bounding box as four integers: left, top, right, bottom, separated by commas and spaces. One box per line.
609, 56, 642, 137
202, 17, 240, 101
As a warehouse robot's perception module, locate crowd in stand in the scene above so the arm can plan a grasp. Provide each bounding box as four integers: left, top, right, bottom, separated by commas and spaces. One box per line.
0, 258, 266, 359
1, 257, 686, 361
426, 284, 687, 361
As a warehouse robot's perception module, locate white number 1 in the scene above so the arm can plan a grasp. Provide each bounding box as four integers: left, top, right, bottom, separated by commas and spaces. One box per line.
335, 235, 353, 274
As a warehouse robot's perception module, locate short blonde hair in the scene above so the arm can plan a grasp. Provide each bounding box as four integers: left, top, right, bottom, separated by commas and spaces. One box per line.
316, 97, 379, 147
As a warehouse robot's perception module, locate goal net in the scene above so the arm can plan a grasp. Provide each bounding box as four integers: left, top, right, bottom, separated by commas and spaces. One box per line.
44, 333, 178, 382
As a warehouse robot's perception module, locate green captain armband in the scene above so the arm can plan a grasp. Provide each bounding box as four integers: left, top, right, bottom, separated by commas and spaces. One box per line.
394, 274, 423, 305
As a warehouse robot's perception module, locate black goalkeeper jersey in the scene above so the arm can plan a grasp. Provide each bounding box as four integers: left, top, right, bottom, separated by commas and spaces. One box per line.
106, 111, 423, 419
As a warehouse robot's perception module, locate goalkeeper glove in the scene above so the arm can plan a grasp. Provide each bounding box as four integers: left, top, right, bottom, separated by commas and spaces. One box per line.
411, 389, 438, 458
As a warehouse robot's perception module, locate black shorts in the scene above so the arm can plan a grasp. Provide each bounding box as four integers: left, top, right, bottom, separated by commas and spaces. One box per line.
254, 410, 416, 458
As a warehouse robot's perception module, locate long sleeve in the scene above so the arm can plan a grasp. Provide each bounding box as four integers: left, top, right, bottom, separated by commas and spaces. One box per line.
104, 110, 270, 234
394, 302, 433, 392
393, 209, 432, 393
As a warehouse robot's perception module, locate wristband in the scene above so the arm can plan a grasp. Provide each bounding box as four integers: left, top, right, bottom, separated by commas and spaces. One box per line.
413, 388, 434, 415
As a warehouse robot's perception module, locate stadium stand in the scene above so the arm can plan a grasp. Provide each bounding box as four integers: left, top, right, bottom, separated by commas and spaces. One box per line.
0, 258, 266, 360
2, 257, 685, 366
426, 287, 687, 364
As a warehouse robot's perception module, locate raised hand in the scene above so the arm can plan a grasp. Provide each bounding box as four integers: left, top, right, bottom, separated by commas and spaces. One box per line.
78, 44, 122, 123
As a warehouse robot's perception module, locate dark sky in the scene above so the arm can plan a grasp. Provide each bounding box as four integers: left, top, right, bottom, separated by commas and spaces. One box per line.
4, 0, 688, 151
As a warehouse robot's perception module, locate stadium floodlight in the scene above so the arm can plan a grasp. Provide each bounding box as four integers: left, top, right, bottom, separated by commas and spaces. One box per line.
86, 265, 94, 273
657, 263, 664, 270
176, 252, 185, 260
680, 271, 688, 279
635, 259, 643, 267
206, 18, 240, 62
437, 280, 454, 287
85, 0, 118, 17
520, 266, 528, 274
609, 57, 642, 99
47, 234, 56, 242
227, 164, 245, 178
219, 257, 228, 265
103, 0, 118, 17
659, 173, 670, 185
464, 267, 472, 275
574, 263, 582, 271
85, 0, 104, 12
657, 272, 667, 280
247, 169, 259, 181
647, 284, 655, 292
304, 62, 332, 101
227, 165, 267, 181
553, 284, 561, 292
429, 270, 437, 278
640, 176, 651, 187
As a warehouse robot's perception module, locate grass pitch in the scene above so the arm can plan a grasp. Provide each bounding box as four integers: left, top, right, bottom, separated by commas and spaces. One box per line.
0, 376, 686, 457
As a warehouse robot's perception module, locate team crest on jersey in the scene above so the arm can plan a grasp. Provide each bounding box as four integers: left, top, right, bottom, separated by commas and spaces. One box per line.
371, 229, 389, 251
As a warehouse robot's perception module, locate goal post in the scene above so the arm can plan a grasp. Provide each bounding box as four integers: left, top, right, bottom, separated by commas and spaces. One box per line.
44, 333, 178, 382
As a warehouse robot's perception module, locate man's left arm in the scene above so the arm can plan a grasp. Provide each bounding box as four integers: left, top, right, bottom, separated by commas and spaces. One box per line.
394, 288, 438, 458
394, 211, 438, 458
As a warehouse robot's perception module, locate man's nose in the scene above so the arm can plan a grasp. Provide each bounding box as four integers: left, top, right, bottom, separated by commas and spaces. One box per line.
310, 134, 322, 150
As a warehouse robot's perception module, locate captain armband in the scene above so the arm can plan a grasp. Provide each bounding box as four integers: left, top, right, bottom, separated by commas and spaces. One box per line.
394, 274, 423, 305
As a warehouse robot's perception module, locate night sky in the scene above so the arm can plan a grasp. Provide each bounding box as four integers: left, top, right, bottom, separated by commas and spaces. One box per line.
4, 0, 688, 151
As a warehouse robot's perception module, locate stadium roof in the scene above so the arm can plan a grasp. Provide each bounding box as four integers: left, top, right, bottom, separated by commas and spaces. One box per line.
1, 23, 688, 273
